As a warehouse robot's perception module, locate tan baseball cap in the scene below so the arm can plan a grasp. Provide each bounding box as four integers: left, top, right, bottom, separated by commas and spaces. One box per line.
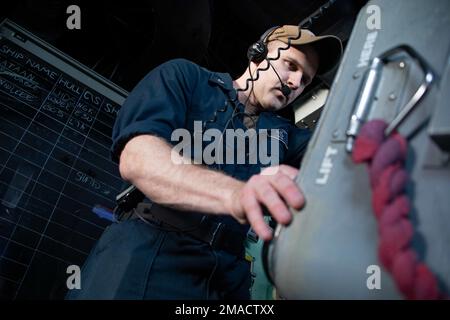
266, 25, 343, 75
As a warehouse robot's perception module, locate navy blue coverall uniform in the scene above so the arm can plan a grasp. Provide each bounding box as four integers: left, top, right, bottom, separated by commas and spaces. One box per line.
67, 59, 311, 299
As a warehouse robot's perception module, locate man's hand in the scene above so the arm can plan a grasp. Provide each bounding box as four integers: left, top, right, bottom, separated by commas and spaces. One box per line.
121, 136, 304, 239
227, 165, 305, 241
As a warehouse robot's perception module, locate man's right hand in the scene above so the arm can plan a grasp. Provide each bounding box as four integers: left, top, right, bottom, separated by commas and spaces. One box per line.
227, 165, 305, 241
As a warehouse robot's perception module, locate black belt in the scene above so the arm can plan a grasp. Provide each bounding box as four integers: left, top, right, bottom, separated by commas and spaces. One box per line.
118, 202, 246, 258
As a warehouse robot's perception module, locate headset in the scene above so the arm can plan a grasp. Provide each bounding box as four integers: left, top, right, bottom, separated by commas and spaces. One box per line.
246, 26, 299, 98
246, 26, 279, 63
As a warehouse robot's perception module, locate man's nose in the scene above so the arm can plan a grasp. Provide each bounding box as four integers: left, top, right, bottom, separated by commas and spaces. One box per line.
287, 72, 303, 91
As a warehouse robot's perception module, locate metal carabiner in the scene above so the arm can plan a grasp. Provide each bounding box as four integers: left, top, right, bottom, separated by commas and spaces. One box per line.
346, 45, 435, 153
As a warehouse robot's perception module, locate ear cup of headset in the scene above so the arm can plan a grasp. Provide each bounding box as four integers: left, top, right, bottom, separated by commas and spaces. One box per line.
247, 40, 268, 63
247, 26, 279, 63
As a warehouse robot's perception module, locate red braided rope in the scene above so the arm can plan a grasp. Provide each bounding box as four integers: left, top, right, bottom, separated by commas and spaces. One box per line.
352, 119, 446, 299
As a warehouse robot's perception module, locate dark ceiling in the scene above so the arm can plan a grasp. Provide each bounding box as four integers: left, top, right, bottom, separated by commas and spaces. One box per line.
1, 0, 367, 92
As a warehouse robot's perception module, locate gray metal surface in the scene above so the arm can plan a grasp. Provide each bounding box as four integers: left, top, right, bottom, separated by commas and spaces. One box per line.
268, 0, 450, 299
429, 56, 450, 152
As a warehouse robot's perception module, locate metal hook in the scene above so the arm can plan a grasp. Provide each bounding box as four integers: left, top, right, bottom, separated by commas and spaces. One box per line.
346, 45, 435, 153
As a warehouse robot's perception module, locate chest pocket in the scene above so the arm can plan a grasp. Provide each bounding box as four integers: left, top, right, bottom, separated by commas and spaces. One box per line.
259, 128, 289, 168
181, 102, 234, 165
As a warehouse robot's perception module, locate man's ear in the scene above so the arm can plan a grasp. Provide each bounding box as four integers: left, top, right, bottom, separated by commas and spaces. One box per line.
250, 59, 262, 70
248, 60, 261, 79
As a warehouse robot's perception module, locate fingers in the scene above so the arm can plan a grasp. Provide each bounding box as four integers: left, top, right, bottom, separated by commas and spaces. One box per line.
268, 172, 304, 210
261, 164, 298, 179
278, 164, 299, 180
231, 165, 305, 241
254, 180, 292, 226
241, 189, 273, 241
260, 165, 304, 210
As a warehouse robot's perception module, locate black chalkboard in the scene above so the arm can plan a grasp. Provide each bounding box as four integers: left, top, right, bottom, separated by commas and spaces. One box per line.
0, 20, 127, 299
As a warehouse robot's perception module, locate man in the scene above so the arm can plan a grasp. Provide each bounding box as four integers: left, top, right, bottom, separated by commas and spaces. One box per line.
67, 25, 342, 299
